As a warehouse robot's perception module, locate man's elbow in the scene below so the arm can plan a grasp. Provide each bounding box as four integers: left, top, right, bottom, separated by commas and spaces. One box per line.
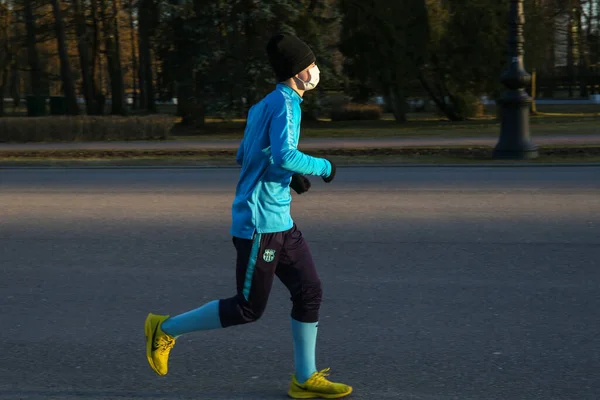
274, 150, 297, 171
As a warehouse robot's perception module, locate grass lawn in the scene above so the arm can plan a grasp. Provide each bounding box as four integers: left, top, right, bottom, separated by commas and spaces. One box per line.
2, 103, 598, 143
172, 112, 600, 141
169, 104, 599, 140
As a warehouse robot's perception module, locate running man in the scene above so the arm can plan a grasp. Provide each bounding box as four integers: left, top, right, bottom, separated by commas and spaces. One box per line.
145, 33, 352, 399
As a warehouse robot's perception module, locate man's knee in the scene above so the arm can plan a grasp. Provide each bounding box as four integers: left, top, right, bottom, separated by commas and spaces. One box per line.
240, 300, 266, 323
219, 294, 266, 327
302, 280, 322, 308
291, 280, 322, 322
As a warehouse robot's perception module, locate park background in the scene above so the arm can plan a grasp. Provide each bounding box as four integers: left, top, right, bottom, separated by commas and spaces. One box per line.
1, 6, 600, 397
0, 0, 599, 150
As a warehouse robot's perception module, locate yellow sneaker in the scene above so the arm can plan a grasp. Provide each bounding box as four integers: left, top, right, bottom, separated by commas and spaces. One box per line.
144, 313, 176, 376
288, 368, 353, 399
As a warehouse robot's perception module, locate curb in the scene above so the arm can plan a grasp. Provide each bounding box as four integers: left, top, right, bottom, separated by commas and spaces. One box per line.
2, 162, 600, 170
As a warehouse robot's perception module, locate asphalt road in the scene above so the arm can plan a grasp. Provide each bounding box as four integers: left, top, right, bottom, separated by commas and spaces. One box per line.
1, 166, 599, 400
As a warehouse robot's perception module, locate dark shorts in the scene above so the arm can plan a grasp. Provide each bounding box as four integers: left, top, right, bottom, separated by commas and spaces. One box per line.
219, 224, 322, 327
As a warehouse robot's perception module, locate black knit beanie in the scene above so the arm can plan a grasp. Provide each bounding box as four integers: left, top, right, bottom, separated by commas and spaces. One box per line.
266, 33, 316, 82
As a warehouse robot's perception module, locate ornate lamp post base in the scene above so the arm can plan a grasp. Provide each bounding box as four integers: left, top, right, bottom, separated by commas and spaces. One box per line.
494, 0, 539, 160
494, 96, 538, 159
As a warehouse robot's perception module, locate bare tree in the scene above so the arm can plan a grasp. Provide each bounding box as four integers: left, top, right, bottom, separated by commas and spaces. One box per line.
128, 0, 137, 109
0, 0, 12, 116
596, 0, 600, 94
50, 0, 80, 115
91, 0, 105, 113
74, 0, 101, 114
99, 0, 126, 114
23, 0, 44, 114
8, 49, 19, 109
138, 0, 156, 112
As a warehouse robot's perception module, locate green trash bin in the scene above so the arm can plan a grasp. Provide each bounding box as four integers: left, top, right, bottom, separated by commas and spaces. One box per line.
26, 95, 47, 116
50, 96, 67, 115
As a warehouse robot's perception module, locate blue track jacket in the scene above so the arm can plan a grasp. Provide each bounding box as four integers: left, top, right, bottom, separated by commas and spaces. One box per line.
230, 84, 332, 239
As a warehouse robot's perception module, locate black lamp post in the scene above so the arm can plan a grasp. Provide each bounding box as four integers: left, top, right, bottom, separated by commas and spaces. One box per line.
493, 0, 539, 159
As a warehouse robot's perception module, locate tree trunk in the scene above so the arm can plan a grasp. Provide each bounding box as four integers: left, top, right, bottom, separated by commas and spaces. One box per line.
74, 0, 99, 115
100, 0, 126, 115
542, 8, 557, 98
9, 63, 19, 109
387, 85, 408, 123
0, 49, 13, 118
575, 2, 588, 98
0, 64, 8, 117
579, 0, 595, 97
176, 81, 194, 125
50, 0, 80, 115
138, 20, 147, 110
137, 2, 146, 112
90, 0, 100, 85
0, 2, 9, 117
138, 0, 156, 112
174, 14, 196, 124
23, 0, 43, 99
597, 0, 600, 76
110, 0, 126, 114
567, 8, 575, 98
128, 0, 137, 109
90, 0, 105, 113
194, 70, 206, 126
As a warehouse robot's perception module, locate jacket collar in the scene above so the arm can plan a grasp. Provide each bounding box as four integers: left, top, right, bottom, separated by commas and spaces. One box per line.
277, 83, 303, 103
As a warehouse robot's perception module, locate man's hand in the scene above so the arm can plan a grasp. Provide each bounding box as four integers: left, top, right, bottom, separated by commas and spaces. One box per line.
322, 159, 336, 183
290, 174, 312, 194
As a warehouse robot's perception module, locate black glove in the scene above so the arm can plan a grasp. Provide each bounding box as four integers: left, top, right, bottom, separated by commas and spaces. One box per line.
290, 174, 311, 194
322, 159, 336, 183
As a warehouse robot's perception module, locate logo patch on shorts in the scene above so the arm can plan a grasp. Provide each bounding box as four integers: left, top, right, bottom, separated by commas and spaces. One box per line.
263, 249, 276, 262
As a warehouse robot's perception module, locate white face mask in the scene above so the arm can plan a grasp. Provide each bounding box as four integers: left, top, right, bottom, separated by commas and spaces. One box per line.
296, 65, 320, 91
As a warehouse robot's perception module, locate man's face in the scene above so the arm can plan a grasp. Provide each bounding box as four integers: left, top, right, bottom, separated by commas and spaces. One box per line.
296, 62, 316, 82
